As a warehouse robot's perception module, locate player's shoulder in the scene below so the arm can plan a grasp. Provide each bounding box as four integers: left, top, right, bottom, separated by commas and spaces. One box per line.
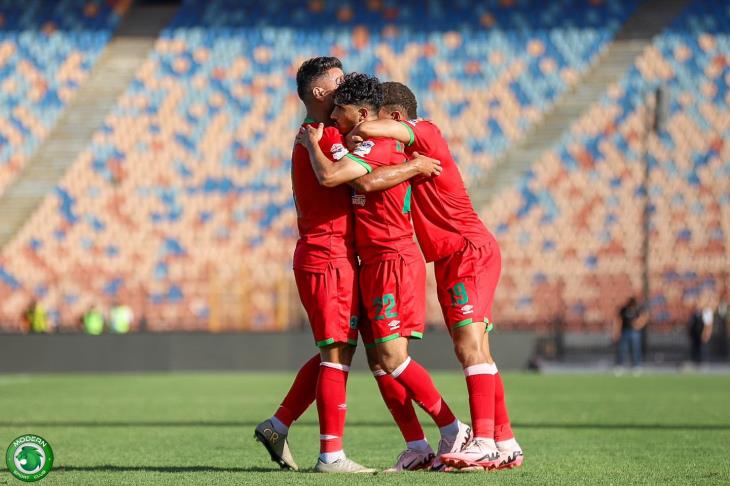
320, 127, 348, 160
354, 138, 407, 166
403, 118, 439, 132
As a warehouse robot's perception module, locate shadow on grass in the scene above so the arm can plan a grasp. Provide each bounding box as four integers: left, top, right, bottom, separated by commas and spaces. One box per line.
1, 420, 729, 431
55, 465, 292, 473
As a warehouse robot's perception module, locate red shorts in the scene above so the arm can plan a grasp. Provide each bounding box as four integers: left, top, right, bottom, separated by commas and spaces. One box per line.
359, 254, 426, 348
294, 259, 359, 348
434, 238, 501, 332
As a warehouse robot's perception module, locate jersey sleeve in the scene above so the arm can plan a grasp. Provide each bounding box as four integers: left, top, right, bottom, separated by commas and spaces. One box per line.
318, 127, 350, 162
400, 120, 436, 154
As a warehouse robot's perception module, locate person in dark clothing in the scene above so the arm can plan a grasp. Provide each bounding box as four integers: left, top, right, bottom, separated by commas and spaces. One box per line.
614, 297, 648, 367
688, 306, 714, 365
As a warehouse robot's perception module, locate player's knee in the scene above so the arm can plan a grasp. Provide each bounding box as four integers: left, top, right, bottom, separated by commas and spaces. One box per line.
377, 349, 408, 374
365, 346, 380, 372
453, 339, 483, 367
319, 342, 354, 365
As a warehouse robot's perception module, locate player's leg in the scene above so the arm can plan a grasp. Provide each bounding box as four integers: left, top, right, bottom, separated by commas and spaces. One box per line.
365, 345, 434, 472
312, 261, 375, 473
438, 241, 519, 470
255, 265, 335, 470
316, 341, 354, 464
359, 292, 434, 471
376, 336, 470, 470
254, 353, 320, 470
491, 339, 523, 470
363, 255, 469, 470
439, 321, 501, 470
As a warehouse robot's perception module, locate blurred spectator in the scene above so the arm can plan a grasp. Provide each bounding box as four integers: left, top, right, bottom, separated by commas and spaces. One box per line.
109, 303, 133, 334
713, 302, 728, 361
688, 305, 714, 365
83, 306, 105, 335
614, 297, 648, 368
24, 301, 48, 333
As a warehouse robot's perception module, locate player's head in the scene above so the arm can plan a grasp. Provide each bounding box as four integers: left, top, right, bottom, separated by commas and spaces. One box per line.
378, 81, 418, 121
331, 72, 383, 133
296, 56, 344, 106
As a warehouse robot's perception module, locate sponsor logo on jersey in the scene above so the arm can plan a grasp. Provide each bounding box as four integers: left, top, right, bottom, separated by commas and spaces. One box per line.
330, 143, 349, 160
387, 320, 401, 331
461, 305, 474, 315
352, 194, 366, 206
353, 140, 375, 156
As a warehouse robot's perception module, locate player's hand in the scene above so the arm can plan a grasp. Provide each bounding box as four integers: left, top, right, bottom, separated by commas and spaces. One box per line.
345, 132, 364, 150
411, 151, 442, 177
296, 123, 324, 148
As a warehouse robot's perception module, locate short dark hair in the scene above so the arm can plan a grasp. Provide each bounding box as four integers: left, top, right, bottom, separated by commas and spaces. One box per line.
381, 81, 418, 119
333, 72, 383, 111
296, 56, 343, 101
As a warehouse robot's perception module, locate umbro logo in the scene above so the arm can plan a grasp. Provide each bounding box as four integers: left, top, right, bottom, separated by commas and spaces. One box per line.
461, 305, 474, 315
387, 320, 401, 331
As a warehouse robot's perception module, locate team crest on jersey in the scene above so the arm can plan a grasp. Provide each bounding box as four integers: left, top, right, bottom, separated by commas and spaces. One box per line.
353, 140, 375, 156
352, 194, 366, 206
349, 316, 359, 330
330, 143, 349, 161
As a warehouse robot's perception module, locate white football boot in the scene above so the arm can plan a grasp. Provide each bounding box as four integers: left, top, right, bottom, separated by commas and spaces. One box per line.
430, 421, 471, 471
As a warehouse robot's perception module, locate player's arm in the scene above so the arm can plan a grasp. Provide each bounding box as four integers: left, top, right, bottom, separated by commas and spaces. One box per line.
346, 119, 413, 150
297, 123, 369, 187
351, 151, 441, 193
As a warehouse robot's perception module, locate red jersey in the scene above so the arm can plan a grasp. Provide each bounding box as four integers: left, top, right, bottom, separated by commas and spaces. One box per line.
291, 119, 355, 270
349, 137, 420, 264
400, 119, 493, 262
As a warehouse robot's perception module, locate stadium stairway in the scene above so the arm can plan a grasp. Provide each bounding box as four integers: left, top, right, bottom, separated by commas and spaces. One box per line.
0, 3, 178, 248
470, 0, 692, 208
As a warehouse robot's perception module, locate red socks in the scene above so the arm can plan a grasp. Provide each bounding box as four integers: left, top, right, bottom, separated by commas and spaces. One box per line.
274, 354, 320, 427
464, 363, 497, 439
391, 357, 456, 427
374, 370, 425, 442
494, 372, 514, 442
316, 362, 349, 453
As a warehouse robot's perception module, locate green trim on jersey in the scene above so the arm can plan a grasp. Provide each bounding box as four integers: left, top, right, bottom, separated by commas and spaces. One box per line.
348, 338, 358, 346
453, 318, 473, 329
364, 342, 377, 349
303, 117, 315, 123
410, 331, 423, 339
399, 121, 415, 146
453, 318, 494, 333
374, 332, 401, 344
345, 153, 372, 173
402, 185, 412, 214
316, 337, 335, 347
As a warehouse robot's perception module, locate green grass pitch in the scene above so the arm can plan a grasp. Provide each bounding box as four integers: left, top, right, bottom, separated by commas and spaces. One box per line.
1, 372, 729, 485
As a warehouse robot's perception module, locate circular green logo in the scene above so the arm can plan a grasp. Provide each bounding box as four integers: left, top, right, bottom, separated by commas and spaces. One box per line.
5, 435, 54, 482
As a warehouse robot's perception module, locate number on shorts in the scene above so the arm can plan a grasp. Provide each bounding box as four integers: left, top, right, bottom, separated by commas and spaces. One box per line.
448, 282, 469, 306
373, 293, 398, 321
